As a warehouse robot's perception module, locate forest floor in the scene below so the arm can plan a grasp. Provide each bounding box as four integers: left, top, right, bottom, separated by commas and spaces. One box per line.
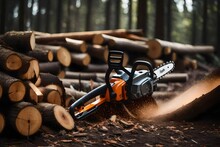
1, 115, 220, 146
1, 69, 220, 146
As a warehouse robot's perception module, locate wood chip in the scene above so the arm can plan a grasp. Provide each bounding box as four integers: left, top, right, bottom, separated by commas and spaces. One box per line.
110, 115, 117, 122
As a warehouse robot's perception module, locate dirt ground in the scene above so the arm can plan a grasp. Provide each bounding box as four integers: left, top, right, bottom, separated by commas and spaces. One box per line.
1, 115, 220, 147
1, 69, 220, 146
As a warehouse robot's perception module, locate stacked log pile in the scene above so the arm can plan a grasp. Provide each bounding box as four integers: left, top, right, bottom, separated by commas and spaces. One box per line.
0, 29, 216, 136
0, 31, 74, 136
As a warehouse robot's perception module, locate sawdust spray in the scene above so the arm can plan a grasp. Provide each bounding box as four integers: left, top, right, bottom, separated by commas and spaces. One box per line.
138, 69, 220, 119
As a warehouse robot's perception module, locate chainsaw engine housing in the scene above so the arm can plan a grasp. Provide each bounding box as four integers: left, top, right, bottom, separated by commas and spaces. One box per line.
129, 70, 154, 99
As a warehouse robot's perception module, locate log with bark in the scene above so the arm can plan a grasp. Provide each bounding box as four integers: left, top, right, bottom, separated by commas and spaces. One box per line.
175, 56, 198, 72
64, 38, 87, 53
158, 73, 189, 83
18, 56, 39, 81
35, 44, 71, 67
38, 87, 62, 105
8, 102, 42, 136
0, 72, 26, 103
64, 95, 76, 108
125, 34, 148, 42
61, 78, 103, 92
45, 38, 88, 53
35, 29, 143, 44
93, 34, 149, 55
0, 112, 5, 134
81, 63, 109, 73
35, 73, 65, 99
27, 49, 54, 62
37, 103, 74, 130
0, 47, 39, 80
39, 62, 63, 76
146, 39, 215, 59
87, 44, 108, 63
65, 71, 107, 81
0, 47, 23, 71
71, 53, 91, 67
64, 87, 87, 100
0, 31, 36, 52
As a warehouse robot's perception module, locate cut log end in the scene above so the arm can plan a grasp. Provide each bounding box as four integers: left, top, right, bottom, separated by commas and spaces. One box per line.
9, 81, 26, 102
30, 32, 36, 51
93, 34, 105, 45
48, 50, 54, 62
47, 90, 62, 105
6, 54, 22, 71
0, 113, 5, 134
54, 105, 75, 130
146, 39, 162, 59
15, 106, 42, 136
20, 59, 39, 80
57, 47, 71, 67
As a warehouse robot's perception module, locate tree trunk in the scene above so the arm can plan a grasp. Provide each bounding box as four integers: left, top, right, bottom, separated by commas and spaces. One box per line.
0, 0, 6, 34
202, 0, 208, 44
8, 102, 42, 136
155, 0, 165, 39
166, 0, 172, 41
86, 0, 93, 31
37, 103, 74, 130
137, 0, 147, 35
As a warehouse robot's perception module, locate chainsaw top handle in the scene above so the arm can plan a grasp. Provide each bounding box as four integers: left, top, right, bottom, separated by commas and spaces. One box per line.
126, 60, 155, 97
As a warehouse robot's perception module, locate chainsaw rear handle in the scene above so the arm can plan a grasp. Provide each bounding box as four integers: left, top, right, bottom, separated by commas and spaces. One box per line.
105, 50, 130, 100
131, 60, 154, 79
69, 84, 107, 120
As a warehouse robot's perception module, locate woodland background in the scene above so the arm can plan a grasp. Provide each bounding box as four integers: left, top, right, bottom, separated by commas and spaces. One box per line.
0, 0, 219, 57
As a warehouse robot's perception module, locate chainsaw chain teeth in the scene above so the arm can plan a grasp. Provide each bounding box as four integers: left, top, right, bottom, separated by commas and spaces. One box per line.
153, 61, 175, 81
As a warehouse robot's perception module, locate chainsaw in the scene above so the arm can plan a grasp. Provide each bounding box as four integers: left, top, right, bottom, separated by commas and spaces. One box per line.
69, 50, 174, 120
